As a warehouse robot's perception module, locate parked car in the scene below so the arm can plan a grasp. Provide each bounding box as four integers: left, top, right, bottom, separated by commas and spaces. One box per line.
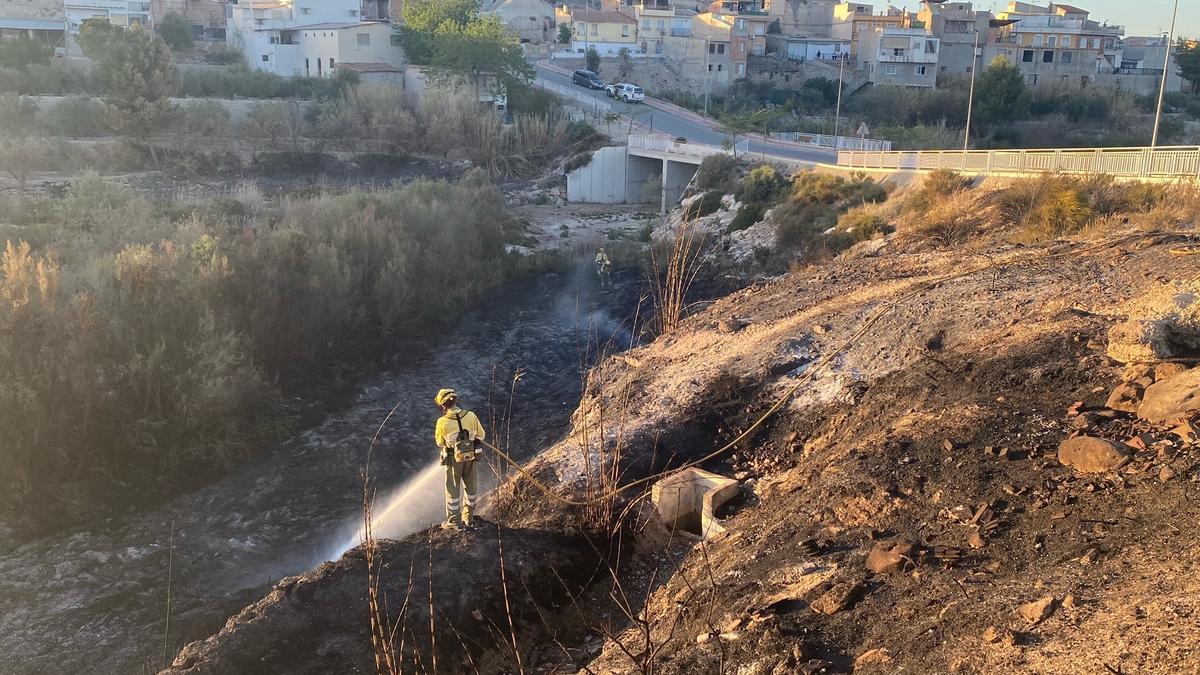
613, 83, 645, 103
572, 69, 605, 90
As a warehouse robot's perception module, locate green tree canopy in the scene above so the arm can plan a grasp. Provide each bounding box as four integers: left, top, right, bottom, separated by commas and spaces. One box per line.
585, 47, 600, 73
973, 56, 1031, 128
0, 37, 52, 71
1176, 39, 1200, 94
158, 12, 195, 51
79, 18, 180, 146
402, 3, 533, 98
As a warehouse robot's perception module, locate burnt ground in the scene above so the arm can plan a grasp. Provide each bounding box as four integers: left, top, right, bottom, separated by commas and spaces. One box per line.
160, 225, 1200, 674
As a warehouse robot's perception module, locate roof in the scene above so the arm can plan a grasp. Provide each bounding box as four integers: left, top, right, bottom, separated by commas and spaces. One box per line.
1051, 3, 1088, 14
0, 18, 65, 31
338, 62, 404, 73
269, 21, 387, 31
569, 9, 636, 24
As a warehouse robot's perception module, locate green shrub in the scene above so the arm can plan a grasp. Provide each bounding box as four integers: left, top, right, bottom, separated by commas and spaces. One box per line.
0, 94, 37, 135
686, 190, 724, 218
790, 170, 887, 206
774, 202, 837, 248
1028, 180, 1094, 239
0, 37, 52, 71
179, 66, 353, 100
905, 169, 972, 213
729, 201, 767, 232
695, 154, 738, 191
838, 211, 893, 241
159, 13, 195, 51
735, 164, 789, 205
41, 97, 109, 138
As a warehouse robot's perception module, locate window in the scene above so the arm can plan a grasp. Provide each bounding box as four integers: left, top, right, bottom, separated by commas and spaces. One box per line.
739, 41, 745, 53
590, 23, 597, 35
642, 19, 650, 29
329, 58, 335, 68
708, 64, 713, 71
736, 18, 745, 29
925, 39, 937, 54
1043, 50, 1053, 63
657, 20, 664, 31
1048, 35, 1056, 47
915, 65, 927, 75
1022, 49, 1034, 62
1061, 51, 1072, 64
357, 33, 370, 46
737, 63, 745, 75
576, 22, 583, 35
390, 33, 403, 46
1033, 34, 1043, 46
621, 25, 628, 37
261, 54, 269, 62
717, 64, 723, 71
1026, 73, 1038, 85
1062, 36, 1072, 48
305, 58, 309, 75
300, 7, 311, 14
1091, 38, 1100, 49
754, 43, 763, 55
754, 25, 764, 35
884, 64, 898, 75
709, 43, 715, 54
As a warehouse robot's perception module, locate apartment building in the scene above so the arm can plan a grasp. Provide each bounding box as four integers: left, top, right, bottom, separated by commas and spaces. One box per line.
916, 1, 989, 75
830, 1, 905, 59
768, 0, 835, 38
1095, 35, 1186, 96
152, 0, 227, 41
0, 0, 65, 50
633, 0, 675, 56
481, 0, 556, 44
660, 11, 738, 90
565, 7, 636, 55
983, 1, 1122, 87
227, 0, 403, 77
857, 25, 939, 87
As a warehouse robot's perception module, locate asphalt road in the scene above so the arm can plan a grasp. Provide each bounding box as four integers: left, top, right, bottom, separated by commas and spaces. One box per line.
536, 63, 835, 165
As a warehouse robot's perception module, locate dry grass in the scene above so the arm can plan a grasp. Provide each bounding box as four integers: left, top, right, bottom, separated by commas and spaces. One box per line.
649, 213, 707, 336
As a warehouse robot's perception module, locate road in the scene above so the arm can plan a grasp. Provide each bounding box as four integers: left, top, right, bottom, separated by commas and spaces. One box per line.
535, 62, 835, 165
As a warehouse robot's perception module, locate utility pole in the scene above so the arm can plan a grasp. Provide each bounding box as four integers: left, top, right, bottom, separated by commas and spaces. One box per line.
963, 30, 980, 153
832, 49, 845, 151
1150, 0, 1180, 151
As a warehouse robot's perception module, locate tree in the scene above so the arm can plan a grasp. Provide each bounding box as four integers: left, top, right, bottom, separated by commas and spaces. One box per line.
0, 137, 50, 191
78, 18, 180, 152
42, 97, 109, 138
558, 24, 572, 44
585, 47, 600, 74
428, 15, 534, 101
973, 56, 1031, 129
401, 0, 480, 64
158, 12, 195, 51
1176, 39, 1200, 94
721, 109, 780, 157
0, 37, 52, 71
617, 47, 632, 80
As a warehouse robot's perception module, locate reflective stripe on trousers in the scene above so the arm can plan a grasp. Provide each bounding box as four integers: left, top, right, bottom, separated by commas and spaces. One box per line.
444, 457, 478, 520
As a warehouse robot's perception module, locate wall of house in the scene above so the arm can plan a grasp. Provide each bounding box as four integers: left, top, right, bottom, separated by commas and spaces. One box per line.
334, 24, 404, 68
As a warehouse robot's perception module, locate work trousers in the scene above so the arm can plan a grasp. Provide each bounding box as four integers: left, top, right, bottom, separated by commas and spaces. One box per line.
444, 456, 478, 524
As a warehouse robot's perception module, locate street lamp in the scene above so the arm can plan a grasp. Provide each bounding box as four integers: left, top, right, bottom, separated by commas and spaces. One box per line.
963, 30, 981, 153
1150, 0, 1181, 151
832, 47, 845, 151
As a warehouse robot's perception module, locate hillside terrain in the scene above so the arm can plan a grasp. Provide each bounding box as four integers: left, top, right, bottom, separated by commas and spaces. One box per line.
164, 175, 1200, 674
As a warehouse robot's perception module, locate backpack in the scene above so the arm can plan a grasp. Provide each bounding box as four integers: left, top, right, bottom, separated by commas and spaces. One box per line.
450, 412, 478, 463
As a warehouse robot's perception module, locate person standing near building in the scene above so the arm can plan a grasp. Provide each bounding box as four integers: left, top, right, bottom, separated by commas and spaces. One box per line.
434, 389, 486, 530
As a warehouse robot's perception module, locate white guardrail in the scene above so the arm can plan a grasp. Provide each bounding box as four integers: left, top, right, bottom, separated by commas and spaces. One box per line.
629, 133, 749, 160
772, 132, 892, 152
838, 146, 1200, 178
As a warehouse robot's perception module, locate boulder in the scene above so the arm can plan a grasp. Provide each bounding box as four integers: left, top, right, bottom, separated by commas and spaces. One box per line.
1058, 436, 1132, 473
809, 580, 864, 615
1018, 595, 1058, 625
1138, 367, 1200, 423
1105, 382, 1143, 413
1106, 282, 1200, 364
1155, 362, 1189, 383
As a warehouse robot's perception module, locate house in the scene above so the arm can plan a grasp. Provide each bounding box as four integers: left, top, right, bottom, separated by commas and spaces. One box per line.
633, 0, 675, 56
661, 11, 737, 90
565, 7, 636, 55
713, 0, 771, 63
0, 0, 65, 51
857, 25, 939, 87
830, 1, 906, 59
983, 1, 1123, 87
765, 34, 849, 62
917, 1, 990, 75
482, 0, 556, 44
227, 0, 405, 77
338, 61, 404, 85
151, 0, 227, 42
1095, 35, 1186, 96
66, 0, 154, 53
768, 0, 836, 38
404, 64, 508, 109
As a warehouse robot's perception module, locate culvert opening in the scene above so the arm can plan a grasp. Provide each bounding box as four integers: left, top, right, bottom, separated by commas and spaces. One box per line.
651, 468, 740, 539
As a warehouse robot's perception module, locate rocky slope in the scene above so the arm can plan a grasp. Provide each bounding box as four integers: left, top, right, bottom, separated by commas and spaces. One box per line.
165, 221, 1200, 674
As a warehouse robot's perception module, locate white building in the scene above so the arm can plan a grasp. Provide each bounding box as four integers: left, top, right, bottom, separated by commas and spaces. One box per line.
858, 26, 940, 87
227, 0, 404, 77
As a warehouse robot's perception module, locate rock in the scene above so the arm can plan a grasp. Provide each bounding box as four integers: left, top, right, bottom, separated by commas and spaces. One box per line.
1171, 420, 1199, 442
853, 647, 892, 670
1105, 382, 1143, 413
812, 323, 830, 335
718, 317, 747, 334
982, 625, 1015, 645
1138, 367, 1200, 422
866, 541, 916, 574
1122, 363, 1156, 383
1125, 432, 1154, 451
1159, 465, 1177, 482
1058, 437, 1132, 473
1107, 281, 1200, 364
1155, 362, 1188, 382
1018, 595, 1058, 625
810, 580, 864, 615
967, 531, 985, 549
1062, 594, 1077, 609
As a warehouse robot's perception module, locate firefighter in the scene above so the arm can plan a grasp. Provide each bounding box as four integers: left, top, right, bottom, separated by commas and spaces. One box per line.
434, 389, 486, 530
595, 247, 612, 286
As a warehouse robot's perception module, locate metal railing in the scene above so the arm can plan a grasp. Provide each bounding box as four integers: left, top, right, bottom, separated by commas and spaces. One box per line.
772, 132, 892, 152
534, 78, 613, 116
838, 146, 1200, 178
629, 133, 748, 160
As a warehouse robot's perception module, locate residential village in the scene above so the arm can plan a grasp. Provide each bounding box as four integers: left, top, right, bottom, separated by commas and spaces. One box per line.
0, 0, 1192, 100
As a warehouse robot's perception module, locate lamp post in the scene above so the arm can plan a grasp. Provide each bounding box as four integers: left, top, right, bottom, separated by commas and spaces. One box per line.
963, 30, 980, 153
832, 47, 845, 151
1150, 0, 1180, 151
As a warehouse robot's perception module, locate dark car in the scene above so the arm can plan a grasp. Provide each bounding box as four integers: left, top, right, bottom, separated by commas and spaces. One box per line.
572, 69, 605, 90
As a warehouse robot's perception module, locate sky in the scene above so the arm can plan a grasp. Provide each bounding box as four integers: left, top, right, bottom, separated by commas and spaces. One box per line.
1004, 0, 1200, 38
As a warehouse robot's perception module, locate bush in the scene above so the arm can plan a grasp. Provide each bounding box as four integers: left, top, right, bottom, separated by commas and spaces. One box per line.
695, 154, 738, 192
905, 169, 973, 214
729, 201, 767, 232
790, 170, 887, 206
205, 45, 245, 66
180, 66, 353, 100
181, 99, 232, 138
837, 210, 893, 241
41, 97, 109, 138
564, 151, 593, 172
0, 37, 51, 71
0, 94, 37, 135
774, 202, 837, 248
904, 189, 983, 246
996, 175, 1096, 240
685, 190, 724, 218
159, 12, 195, 51
735, 164, 789, 205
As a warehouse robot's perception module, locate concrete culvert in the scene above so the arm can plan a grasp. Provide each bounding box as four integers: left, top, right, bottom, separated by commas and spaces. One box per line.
651, 468, 740, 538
